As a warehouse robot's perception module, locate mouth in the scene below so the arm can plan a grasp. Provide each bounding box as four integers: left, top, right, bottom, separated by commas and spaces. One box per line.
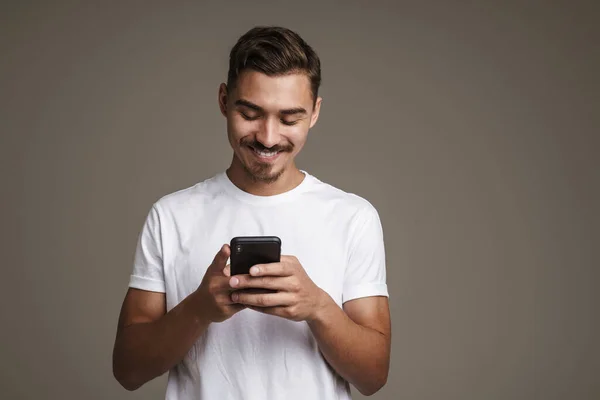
248, 146, 283, 162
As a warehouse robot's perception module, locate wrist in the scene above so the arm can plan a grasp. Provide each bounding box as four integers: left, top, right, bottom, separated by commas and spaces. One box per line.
189, 289, 213, 326
307, 288, 337, 324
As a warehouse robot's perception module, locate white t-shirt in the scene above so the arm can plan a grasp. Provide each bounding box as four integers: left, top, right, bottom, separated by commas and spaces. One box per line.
129, 170, 388, 400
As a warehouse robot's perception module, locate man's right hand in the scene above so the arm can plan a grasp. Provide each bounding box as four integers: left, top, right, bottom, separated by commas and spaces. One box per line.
194, 244, 246, 323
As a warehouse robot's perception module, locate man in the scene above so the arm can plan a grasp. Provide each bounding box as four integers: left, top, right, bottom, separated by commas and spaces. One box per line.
112, 26, 391, 399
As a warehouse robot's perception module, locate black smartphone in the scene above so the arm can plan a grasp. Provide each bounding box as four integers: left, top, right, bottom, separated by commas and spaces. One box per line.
230, 236, 281, 276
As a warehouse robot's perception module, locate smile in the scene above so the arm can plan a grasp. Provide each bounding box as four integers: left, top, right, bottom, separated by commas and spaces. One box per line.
250, 146, 282, 161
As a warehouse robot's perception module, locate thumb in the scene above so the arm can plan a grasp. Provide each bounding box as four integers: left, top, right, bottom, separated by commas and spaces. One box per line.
209, 244, 230, 272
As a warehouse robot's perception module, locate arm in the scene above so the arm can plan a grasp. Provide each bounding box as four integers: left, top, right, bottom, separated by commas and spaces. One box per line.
112, 288, 211, 390
308, 294, 391, 396
229, 258, 391, 396
113, 245, 244, 391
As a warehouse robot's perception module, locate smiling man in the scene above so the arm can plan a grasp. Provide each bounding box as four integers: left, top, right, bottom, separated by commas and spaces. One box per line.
112, 26, 391, 399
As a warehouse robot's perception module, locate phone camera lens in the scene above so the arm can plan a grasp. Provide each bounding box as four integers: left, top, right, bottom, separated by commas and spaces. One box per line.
236, 245, 242, 253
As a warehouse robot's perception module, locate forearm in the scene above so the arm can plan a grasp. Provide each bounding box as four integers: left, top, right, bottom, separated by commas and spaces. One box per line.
307, 293, 390, 396
113, 290, 210, 390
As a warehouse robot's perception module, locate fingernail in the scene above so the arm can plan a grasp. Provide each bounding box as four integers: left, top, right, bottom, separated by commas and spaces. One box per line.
230, 277, 239, 287
232, 292, 238, 301
250, 266, 259, 275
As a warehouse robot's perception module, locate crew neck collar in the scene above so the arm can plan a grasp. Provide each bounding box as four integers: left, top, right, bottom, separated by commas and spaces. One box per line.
219, 169, 313, 205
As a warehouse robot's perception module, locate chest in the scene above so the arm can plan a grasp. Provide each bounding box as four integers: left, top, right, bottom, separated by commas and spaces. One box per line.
162, 205, 351, 310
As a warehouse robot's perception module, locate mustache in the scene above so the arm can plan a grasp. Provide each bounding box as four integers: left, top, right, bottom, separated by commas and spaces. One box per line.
242, 139, 293, 153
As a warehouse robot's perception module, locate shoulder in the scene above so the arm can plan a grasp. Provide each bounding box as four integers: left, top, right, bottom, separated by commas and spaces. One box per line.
149, 173, 225, 218
305, 172, 380, 220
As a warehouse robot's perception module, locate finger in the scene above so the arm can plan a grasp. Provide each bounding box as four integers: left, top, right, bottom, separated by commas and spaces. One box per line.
249, 261, 293, 277
219, 292, 243, 305
229, 275, 291, 291
231, 291, 293, 307
210, 244, 230, 272
223, 264, 231, 277
248, 305, 294, 320
212, 276, 237, 292
248, 305, 284, 315
226, 304, 247, 313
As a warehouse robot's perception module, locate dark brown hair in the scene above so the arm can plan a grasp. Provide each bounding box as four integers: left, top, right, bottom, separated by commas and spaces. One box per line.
227, 26, 321, 105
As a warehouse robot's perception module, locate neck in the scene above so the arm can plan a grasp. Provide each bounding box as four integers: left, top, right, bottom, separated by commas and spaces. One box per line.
226, 156, 305, 196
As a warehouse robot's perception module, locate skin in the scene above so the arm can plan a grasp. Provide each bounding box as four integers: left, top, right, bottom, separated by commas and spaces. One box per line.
218, 70, 321, 195
112, 70, 391, 396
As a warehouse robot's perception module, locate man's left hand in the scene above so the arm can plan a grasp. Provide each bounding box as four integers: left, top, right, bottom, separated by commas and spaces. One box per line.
229, 255, 331, 322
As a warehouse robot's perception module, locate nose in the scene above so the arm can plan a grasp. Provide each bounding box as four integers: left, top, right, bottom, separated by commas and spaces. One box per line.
255, 117, 280, 149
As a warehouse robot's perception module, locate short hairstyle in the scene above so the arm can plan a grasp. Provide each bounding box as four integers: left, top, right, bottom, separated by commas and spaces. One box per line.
227, 26, 321, 105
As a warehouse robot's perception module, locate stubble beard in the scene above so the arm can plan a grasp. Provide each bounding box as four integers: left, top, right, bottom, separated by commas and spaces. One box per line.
238, 138, 293, 184
241, 158, 285, 184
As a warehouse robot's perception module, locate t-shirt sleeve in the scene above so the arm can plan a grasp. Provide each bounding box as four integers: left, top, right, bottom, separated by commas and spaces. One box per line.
343, 204, 389, 303
128, 204, 166, 293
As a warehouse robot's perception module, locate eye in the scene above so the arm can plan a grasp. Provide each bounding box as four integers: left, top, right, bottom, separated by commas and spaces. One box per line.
240, 112, 259, 121
281, 119, 299, 126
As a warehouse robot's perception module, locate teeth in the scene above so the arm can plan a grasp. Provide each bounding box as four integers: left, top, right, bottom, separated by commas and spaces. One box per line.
253, 148, 278, 157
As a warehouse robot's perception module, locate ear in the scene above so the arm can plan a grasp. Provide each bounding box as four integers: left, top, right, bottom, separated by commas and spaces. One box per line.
218, 83, 228, 117
309, 96, 322, 129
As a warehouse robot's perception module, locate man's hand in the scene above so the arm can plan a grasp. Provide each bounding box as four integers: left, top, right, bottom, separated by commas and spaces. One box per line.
194, 244, 246, 323
228, 255, 330, 322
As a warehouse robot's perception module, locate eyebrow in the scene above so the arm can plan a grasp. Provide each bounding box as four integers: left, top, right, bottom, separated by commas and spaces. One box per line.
234, 99, 307, 115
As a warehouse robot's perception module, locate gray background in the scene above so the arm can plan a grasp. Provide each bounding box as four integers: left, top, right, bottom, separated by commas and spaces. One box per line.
1, 1, 598, 399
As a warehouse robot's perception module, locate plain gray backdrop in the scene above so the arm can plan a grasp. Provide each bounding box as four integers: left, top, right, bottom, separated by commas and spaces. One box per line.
1, 1, 598, 399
